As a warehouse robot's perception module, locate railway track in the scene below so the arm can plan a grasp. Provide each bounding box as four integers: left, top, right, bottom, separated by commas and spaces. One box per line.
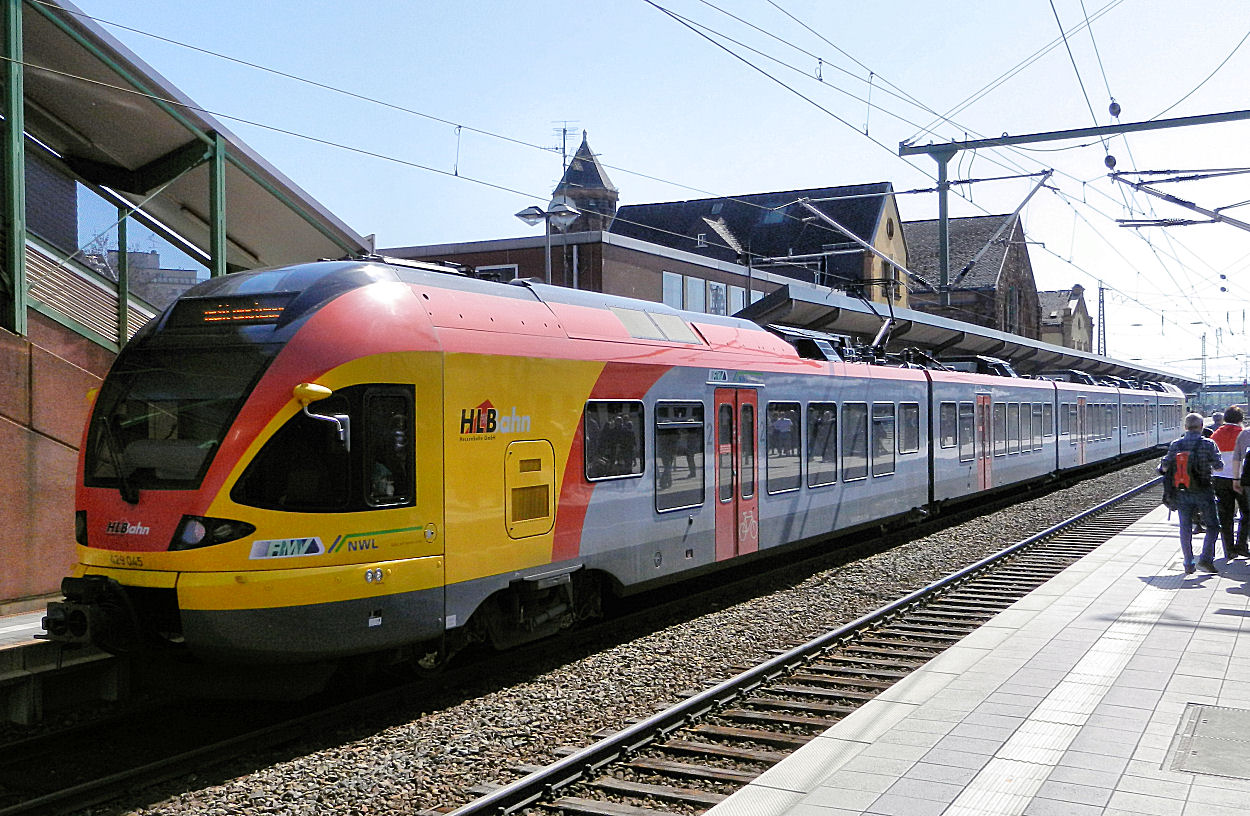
0, 469, 1160, 816
438, 478, 1164, 816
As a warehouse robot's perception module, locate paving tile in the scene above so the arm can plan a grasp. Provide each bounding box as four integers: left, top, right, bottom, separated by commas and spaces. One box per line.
918, 746, 993, 771
1105, 789, 1185, 816
858, 792, 950, 816
882, 776, 964, 804
1033, 778, 1113, 807
1045, 763, 1123, 788
902, 760, 981, 786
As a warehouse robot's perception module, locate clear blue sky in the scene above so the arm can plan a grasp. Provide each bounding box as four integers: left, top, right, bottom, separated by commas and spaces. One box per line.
70, 0, 1250, 382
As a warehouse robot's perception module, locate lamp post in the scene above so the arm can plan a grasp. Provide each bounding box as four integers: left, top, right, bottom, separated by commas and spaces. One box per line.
515, 201, 581, 285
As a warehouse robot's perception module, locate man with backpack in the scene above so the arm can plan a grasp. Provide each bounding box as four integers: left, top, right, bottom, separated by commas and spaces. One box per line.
1160, 412, 1224, 573
1210, 405, 1249, 559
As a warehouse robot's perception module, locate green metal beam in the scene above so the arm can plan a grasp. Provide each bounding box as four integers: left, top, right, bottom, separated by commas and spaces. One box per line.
67, 138, 211, 195
115, 205, 127, 341
2, 0, 24, 335
27, 0, 211, 146
209, 132, 226, 276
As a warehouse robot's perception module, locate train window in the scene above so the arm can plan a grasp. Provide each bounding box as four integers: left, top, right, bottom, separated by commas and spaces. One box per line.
939, 402, 957, 448
1068, 404, 1078, 443
766, 402, 801, 493
584, 401, 644, 481
741, 403, 756, 499
1060, 402, 1070, 436
842, 403, 869, 480
872, 403, 896, 476
365, 393, 414, 507
718, 404, 734, 502
993, 404, 1007, 456
1031, 404, 1043, 450
1043, 404, 1054, 438
807, 403, 837, 487
957, 402, 975, 463
655, 402, 704, 512
899, 403, 921, 454
232, 384, 414, 513
1021, 405, 1032, 453
1008, 404, 1021, 454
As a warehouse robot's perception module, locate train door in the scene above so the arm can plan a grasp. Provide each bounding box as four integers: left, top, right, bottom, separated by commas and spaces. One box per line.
976, 394, 992, 489
1076, 397, 1087, 465
714, 388, 759, 561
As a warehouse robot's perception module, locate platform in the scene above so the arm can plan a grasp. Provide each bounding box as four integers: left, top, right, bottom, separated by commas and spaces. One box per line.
708, 503, 1250, 816
0, 610, 46, 651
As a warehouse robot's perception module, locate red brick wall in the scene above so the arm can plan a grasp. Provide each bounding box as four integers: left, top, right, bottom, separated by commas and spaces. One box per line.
0, 312, 112, 606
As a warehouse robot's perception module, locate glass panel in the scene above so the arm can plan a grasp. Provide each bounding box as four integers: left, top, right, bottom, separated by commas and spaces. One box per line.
707, 280, 728, 316
1008, 403, 1021, 454
584, 401, 644, 479
684, 276, 706, 313
807, 402, 837, 486
899, 403, 920, 454
1032, 404, 1043, 449
842, 403, 869, 480
993, 403, 1007, 456
718, 403, 734, 502
939, 402, 957, 448
729, 285, 746, 314
86, 344, 278, 492
656, 402, 704, 511
766, 402, 801, 492
872, 403, 896, 476
958, 402, 975, 462
365, 393, 413, 506
740, 403, 755, 498
662, 271, 683, 308
1021, 405, 1032, 453
1042, 403, 1054, 437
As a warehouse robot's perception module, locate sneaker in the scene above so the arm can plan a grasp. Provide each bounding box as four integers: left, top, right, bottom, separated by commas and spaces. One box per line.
1236, 548, 1250, 558
1197, 560, 1218, 573
1184, 562, 1196, 574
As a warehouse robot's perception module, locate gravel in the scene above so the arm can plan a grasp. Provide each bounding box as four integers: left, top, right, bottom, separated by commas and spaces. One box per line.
87, 462, 1160, 816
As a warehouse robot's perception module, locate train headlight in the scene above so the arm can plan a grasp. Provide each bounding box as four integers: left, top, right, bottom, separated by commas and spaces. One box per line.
170, 515, 256, 551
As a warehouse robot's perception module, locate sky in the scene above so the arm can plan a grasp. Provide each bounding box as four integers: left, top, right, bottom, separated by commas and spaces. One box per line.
66, 0, 1250, 384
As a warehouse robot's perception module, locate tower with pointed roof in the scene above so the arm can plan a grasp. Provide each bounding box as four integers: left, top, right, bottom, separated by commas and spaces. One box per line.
553, 132, 618, 232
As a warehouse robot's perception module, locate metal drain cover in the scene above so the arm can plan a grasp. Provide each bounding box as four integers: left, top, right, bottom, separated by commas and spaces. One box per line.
1168, 703, 1250, 778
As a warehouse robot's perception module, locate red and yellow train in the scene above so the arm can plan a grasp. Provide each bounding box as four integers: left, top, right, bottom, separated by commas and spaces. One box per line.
42, 259, 1184, 665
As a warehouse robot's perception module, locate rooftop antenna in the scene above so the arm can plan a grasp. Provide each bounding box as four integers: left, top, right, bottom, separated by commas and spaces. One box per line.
552, 121, 580, 169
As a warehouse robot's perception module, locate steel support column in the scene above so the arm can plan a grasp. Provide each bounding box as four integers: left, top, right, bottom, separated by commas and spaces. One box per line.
2, 0, 24, 335
116, 206, 128, 342
932, 146, 956, 308
209, 132, 226, 277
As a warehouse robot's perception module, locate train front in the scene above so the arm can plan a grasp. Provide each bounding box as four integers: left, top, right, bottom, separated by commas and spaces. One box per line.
42, 260, 447, 664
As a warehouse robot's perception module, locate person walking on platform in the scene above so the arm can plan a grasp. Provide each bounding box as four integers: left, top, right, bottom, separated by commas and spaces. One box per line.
1161, 412, 1223, 574
1211, 405, 1250, 558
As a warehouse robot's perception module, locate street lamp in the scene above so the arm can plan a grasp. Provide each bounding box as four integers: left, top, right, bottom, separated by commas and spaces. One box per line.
515, 201, 581, 285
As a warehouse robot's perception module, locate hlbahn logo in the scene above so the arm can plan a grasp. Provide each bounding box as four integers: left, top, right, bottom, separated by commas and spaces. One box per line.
105, 520, 150, 536
459, 399, 531, 438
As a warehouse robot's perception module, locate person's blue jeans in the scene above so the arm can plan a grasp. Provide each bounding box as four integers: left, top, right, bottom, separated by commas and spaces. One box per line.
1178, 489, 1220, 567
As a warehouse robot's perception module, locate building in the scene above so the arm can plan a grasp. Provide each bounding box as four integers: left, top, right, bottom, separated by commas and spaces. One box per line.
1037, 284, 1094, 352
612, 182, 910, 308
551, 132, 618, 233
905, 214, 1042, 339
1, 0, 367, 610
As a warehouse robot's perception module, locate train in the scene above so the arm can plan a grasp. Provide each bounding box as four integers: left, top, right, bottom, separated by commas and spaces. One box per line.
41, 258, 1185, 666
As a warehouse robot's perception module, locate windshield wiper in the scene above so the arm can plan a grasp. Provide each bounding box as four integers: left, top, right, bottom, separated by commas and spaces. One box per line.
98, 416, 139, 504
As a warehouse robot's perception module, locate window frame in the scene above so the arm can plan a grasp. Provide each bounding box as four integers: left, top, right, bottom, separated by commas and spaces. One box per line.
765, 401, 802, 495
583, 400, 645, 482
654, 400, 706, 513
898, 402, 921, 454
806, 402, 838, 488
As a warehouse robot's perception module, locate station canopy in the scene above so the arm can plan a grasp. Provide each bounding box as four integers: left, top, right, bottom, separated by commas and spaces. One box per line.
739, 284, 1200, 390
22, 0, 369, 269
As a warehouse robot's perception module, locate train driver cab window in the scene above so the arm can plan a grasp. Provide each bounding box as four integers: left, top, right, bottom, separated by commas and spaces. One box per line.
871, 403, 896, 476
807, 402, 837, 487
842, 402, 869, 481
584, 401, 644, 480
232, 384, 415, 512
957, 402, 975, 463
938, 402, 957, 449
655, 402, 704, 511
766, 402, 801, 493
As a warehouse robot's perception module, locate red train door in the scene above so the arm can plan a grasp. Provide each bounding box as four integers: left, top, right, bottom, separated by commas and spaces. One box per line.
976, 394, 993, 490
1077, 397, 1087, 465
714, 388, 759, 561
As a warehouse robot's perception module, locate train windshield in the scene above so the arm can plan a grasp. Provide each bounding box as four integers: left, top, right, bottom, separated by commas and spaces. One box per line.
84, 345, 279, 494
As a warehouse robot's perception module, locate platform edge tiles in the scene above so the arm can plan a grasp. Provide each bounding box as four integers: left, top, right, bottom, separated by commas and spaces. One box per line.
706, 504, 1250, 816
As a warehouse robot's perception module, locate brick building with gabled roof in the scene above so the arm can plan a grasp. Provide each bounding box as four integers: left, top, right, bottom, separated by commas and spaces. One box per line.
611, 182, 910, 307
904, 213, 1042, 339
1038, 284, 1093, 351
